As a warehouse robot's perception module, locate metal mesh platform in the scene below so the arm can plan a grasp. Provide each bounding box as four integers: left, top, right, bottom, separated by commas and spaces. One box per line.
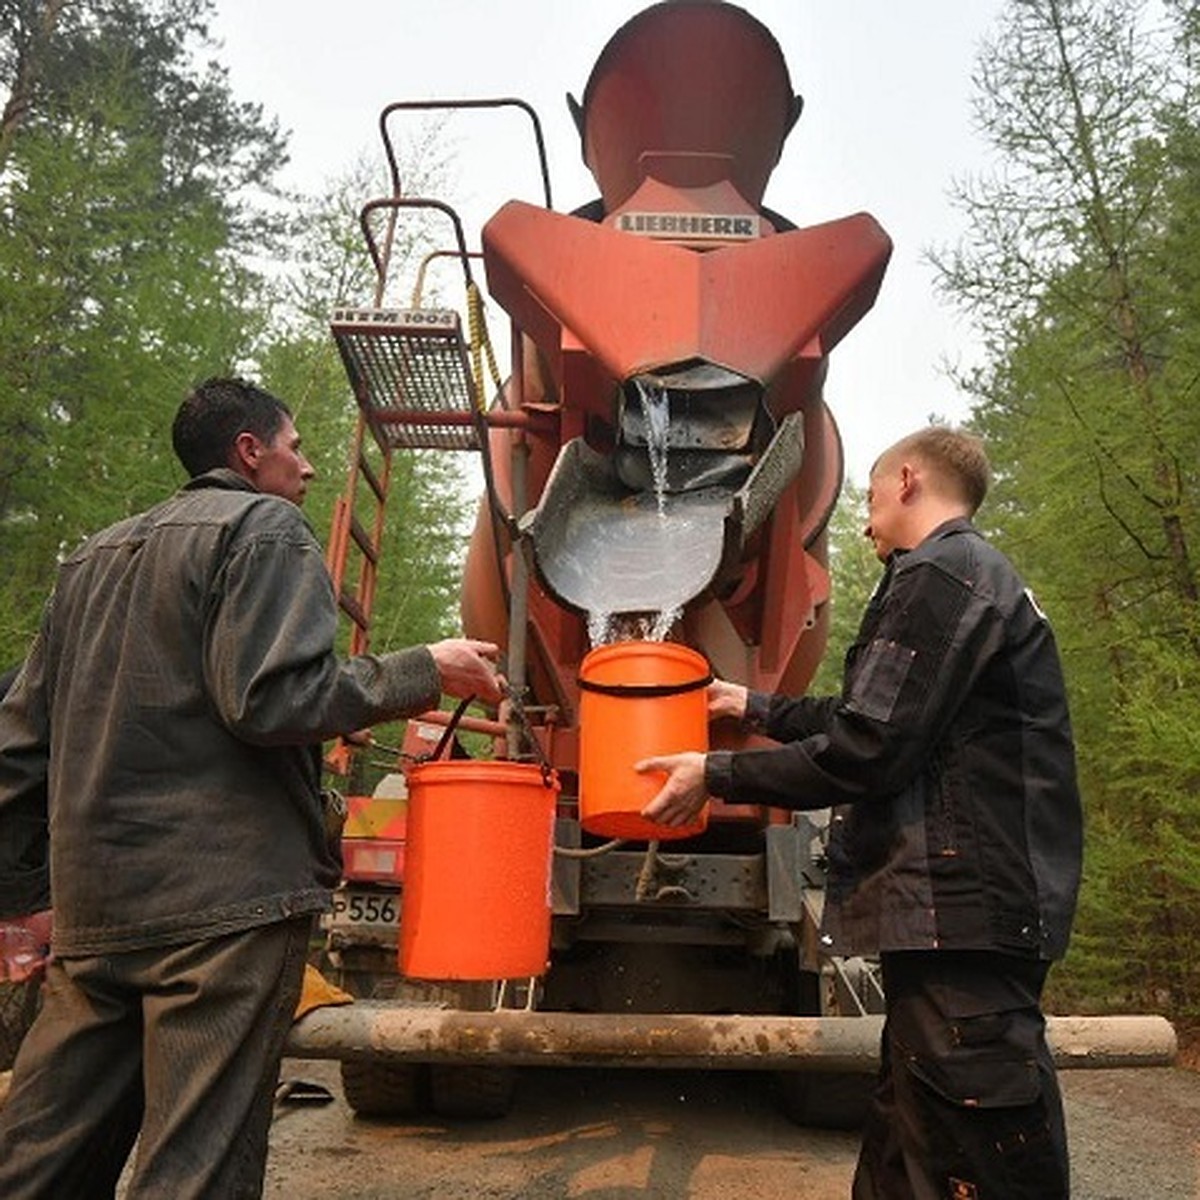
330, 307, 480, 451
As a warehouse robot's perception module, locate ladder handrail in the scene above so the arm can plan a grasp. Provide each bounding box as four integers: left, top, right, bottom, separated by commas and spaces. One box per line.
412, 248, 483, 310
378, 98, 553, 211
359, 196, 473, 305
372, 99, 552, 299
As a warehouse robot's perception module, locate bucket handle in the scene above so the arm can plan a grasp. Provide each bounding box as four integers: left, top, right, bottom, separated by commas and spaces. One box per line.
426, 693, 475, 762
576, 673, 713, 699
407, 691, 558, 791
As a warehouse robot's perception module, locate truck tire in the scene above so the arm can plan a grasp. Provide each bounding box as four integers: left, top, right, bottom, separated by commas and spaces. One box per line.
339, 1060, 427, 1118
0, 979, 40, 1071
429, 1064, 515, 1119
773, 1067, 874, 1131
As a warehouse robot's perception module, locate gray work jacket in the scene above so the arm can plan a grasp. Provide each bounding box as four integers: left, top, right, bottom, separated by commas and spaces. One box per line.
0, 469, 441, 955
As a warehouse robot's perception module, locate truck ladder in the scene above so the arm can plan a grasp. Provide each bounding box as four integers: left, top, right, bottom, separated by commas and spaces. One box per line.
324, 414, 391, 658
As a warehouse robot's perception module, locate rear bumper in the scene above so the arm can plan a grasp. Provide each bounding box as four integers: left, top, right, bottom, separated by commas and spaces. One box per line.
287, 1004, 1176, 1072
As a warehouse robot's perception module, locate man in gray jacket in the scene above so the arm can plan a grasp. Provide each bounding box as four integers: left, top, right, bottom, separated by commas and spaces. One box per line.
0, 377, 503, 1198
638, 427, 1082, 1199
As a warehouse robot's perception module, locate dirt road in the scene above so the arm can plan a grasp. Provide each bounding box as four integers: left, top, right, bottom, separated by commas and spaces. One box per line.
265, 1059, 1200, 1199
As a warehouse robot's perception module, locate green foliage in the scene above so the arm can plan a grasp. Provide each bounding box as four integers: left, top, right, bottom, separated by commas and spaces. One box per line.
936, 0, 1200, 1020
810, 483, 881, 696
0, 3, 475, 673
0, 0, 281, 664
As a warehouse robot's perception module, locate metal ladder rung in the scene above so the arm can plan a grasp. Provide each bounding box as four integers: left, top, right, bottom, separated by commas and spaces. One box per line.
357, 449, 386, 504
348, 514, 379, 566
331, 306, 480, 451
338, 587, 369, 632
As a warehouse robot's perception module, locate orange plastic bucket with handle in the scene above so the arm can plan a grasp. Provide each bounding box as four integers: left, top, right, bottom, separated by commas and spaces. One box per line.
578, 641, 711, 841
399, 760, 560, 980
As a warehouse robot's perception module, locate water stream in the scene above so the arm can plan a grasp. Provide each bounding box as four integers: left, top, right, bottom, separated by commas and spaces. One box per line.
583, 382, 684, 644
588, 607, 684, 648
580, 384, 696, 648
635, 379, 672, 515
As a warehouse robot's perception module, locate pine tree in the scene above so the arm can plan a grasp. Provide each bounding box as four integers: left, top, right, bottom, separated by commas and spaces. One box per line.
933, 0, 1200, 1017
0, 0, 286, 661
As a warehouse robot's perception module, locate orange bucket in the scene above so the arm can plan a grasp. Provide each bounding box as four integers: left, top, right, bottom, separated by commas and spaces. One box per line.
400, 761, 559, 980
578, 641, 711, 841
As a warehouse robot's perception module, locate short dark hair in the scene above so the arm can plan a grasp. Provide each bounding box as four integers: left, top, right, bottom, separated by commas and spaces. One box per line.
171, 377, 292, 477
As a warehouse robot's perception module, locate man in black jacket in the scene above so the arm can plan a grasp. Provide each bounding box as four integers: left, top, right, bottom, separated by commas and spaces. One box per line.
0, 377, 504, 1199
639, 426, 1082, 1199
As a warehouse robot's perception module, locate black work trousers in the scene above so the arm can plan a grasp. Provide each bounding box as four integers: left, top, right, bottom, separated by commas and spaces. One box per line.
853, 949, 1069, 1200
0, 915, 312, 1199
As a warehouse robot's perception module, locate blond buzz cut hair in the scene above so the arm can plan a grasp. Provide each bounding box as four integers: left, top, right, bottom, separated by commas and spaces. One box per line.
885, 426, 990, 515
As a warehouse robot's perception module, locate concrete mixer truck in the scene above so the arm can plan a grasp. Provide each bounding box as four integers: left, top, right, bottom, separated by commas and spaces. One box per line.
288, 0, 1176, 1123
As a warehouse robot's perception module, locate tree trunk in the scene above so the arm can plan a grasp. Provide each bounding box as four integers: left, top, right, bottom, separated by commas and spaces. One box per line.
0, 0, 69, 173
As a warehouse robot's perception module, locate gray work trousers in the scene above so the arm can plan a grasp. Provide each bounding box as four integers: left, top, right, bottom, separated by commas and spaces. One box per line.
0, 915, 312, 1199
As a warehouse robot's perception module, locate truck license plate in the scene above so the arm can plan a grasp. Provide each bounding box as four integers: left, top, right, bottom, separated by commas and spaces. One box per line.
328, 888, 399, 930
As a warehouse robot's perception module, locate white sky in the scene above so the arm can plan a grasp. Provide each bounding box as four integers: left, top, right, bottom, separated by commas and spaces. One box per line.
209, 0, 1005, 484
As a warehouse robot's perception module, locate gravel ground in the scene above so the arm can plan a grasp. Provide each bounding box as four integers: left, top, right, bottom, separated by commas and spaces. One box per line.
4, 1051, 1195, 1190
5, 1039, 1197, 1197
259, 1057, 1200, 1199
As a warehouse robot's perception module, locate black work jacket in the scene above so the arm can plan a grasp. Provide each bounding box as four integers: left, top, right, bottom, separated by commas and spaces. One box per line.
706, 518, 1082, 961
0, 470, 441, 955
